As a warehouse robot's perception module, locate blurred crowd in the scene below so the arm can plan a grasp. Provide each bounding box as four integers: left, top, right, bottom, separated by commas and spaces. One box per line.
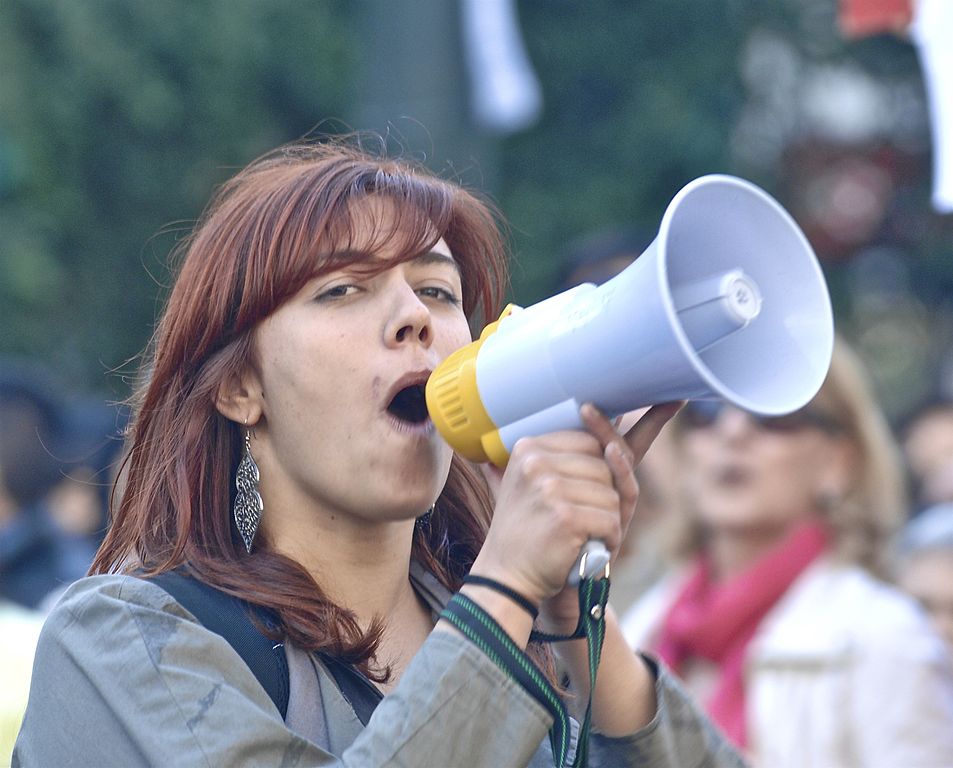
3, 234, 953, 762
1, 362, 126, 756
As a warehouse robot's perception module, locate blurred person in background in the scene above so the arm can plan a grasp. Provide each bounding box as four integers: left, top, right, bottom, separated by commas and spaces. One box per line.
0, 369, 97, 611
899, 392, 953, 511
555, 227, 653, 292
0, 370, 95, 766
0, 600, 43, 766
45, 400, 127, 549
894, 502, 953, 655
622, 338, 953, 767
15, 139, 746, 767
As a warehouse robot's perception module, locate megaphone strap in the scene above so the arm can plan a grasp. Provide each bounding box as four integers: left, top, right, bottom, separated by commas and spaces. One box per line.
530, 577, 610, 767
529, 576, 610, 644
568, 577, 610, 768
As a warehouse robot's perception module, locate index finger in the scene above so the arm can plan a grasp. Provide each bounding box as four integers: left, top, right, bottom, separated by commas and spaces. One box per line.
622, 401, 685, 465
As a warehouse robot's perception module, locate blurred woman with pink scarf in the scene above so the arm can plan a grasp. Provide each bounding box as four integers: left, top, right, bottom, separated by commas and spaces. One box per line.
622, 338, 953, 767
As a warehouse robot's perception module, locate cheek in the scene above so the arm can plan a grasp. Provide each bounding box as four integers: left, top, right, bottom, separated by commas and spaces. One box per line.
681, 434, 719, 473
257, 323, 344, 411
677, 437, 717, 499
784, 436, 841, 485
753, 444, 836, 519
437, 316, 473, 357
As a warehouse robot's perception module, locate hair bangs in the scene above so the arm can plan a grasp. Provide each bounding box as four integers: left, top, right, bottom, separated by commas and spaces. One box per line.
227, 149, 503, 338
316, 189, 450, 278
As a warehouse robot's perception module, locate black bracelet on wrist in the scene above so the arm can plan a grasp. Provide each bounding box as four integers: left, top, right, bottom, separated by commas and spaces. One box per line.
462, 574, 540, 619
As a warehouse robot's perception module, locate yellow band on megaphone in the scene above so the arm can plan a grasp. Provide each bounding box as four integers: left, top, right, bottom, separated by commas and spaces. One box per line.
426, 305, 516, 466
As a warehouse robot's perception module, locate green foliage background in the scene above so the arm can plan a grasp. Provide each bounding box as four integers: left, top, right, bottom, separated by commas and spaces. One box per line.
0, 0, 356, 393
497, 1, 755, 300
1, 0, 949, 417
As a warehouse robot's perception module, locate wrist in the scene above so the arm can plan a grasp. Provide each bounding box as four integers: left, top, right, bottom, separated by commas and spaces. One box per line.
536, 606, 583, 637
456, 583, 534, 648
467, 555, 549, 607
462, 574, 539, 619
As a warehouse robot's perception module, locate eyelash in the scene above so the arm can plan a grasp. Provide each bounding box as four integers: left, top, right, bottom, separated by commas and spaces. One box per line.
316, 283, 461, 306
417, 286, 462, 306
316, 284, 359, 301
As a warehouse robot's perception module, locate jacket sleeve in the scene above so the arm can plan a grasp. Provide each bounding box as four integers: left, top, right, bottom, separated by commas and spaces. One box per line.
850, 618, 953, 768
589, 656, 750, 768
13, 575, 552, 768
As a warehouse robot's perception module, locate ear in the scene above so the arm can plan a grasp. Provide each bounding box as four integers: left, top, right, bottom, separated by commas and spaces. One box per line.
215, 366, 264, 427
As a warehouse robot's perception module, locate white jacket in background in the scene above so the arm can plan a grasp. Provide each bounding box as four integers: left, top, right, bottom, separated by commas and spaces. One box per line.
621, 559, 953, 768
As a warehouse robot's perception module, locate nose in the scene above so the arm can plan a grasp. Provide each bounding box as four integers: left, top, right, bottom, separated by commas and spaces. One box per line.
712, 406, 755, 441
385, 285, 433, 349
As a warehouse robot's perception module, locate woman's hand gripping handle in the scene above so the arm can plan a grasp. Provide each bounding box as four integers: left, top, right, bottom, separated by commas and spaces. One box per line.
471, 401, 683, 610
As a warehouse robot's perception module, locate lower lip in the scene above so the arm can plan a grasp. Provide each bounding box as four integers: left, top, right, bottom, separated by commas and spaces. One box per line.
385, 413, 437, 438
715, 467, 749, 485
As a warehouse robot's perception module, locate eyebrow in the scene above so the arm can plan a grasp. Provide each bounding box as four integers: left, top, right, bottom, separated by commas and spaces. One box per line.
411, 249, 460, 273
318, 248, 461, 276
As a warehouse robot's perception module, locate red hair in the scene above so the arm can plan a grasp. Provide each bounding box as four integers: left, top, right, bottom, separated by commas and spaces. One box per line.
93, 139, 514, 677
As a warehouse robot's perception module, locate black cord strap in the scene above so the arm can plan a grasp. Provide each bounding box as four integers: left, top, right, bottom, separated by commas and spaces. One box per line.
567, 576, 610, 767
529, 576, 610, 644
462, 574, 540, 619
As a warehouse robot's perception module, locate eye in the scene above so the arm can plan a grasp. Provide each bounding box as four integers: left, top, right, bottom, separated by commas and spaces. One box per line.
316, 283, 360, 301
417, 285, 461, 306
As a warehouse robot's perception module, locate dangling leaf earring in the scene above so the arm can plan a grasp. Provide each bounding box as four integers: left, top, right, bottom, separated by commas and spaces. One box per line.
233, 423, 264, 553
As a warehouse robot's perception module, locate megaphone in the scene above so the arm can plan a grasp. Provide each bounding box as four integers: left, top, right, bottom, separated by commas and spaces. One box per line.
426, 174, 834, 581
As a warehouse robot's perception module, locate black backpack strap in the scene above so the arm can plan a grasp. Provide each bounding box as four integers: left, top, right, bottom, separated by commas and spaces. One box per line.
145, 571, 290, 719
316, 653, 384, 726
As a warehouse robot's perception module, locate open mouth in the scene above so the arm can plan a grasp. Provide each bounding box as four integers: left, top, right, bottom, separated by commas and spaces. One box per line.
715, 466, 750, 486
387, 384, 430, 424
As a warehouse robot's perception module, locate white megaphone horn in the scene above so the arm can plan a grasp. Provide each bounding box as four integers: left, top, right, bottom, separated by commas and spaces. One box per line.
426, 174, 834, 582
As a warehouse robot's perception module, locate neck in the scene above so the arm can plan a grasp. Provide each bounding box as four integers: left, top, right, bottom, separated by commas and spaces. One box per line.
266, 499, 437, 689
264, 500, 422, 629
706, 524, 796, 583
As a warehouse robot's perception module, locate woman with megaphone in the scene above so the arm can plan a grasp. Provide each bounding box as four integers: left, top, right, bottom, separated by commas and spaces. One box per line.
14, 138, 746, 767
622, 338, 953, 767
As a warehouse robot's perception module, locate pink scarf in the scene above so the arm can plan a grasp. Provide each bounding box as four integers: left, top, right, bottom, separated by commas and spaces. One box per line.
654, 522, 828, 747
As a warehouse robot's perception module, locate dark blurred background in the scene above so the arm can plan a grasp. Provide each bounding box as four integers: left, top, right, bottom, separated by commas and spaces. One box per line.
1, 0, 951, 422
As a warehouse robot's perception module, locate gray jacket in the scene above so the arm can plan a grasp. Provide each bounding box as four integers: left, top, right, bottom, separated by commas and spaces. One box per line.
14, 574, 747, 767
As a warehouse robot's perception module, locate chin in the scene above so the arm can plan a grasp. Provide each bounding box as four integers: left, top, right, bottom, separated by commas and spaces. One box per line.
375, 480, 442, 519
696, 503, 761, 532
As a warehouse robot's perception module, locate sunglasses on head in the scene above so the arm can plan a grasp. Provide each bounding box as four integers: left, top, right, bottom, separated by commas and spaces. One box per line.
681, 400, 845, 434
